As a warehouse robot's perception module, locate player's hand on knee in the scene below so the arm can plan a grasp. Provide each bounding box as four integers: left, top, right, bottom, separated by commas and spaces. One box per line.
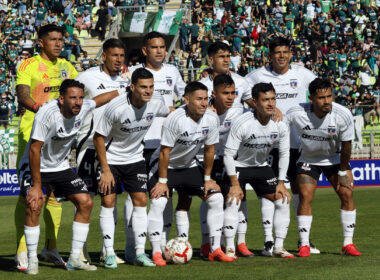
275, 181, 291, 204
151, 182, 169, 199
203, 180, 220, 197
26, 185, 45, 211
336, 174, 354, 192
226, 185, 243, 204
99, 170, 115, 195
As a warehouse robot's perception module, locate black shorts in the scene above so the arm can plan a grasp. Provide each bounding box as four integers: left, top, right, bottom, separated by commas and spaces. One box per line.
100, 161, 148, 196
20, 168, 89, 200
222, 165, 277, 198
77, 148, 98, 194
296, 162, 352, 181
148, 166, 220, 197
211, 157, 225, 186
269, 148, 300, 182
143, 148, 157, 174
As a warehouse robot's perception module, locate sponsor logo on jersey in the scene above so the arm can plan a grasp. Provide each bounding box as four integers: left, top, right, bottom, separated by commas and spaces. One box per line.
166, 78, 173, 86
43, 86, 60, 93
176, 138, 204, 146
71, 178, 84, 187
97, 83, 106, 90
301, 133, 330, 141
290, 79, 298, 88
276, 92, 298, 99
202, 128, 209, 136
42, 73, 49, 80
61, 70, 68, 79
74, 120, 81, 129
266, 177, 277, 186
243, 143, 271, 149
137, 173, 147, 182
303, 125, 312, 130
328, 126, 336, 135
224, 120, 231, 128
51, 135, 74, 141
145, 113, 153, 122
123, 118, 131, 125
120, 126, 150, 133
156, 89, 172, 95
270, 132, 279, 140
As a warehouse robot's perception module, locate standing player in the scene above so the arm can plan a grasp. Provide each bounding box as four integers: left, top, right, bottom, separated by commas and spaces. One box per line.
93, 68, 169, 269
126, 31, 186, 260
223, 82, 293, 259
147, 82, 235, 265
286, 78, 360, 257
14, 24, 78, 271
19, 79, 119, 274
245, 37, 319, 255
75, 38, 129, 264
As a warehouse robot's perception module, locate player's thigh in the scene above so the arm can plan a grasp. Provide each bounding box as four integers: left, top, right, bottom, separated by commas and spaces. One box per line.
98, 164, 121, 197
122, 161, 149, 206
295, 163, 320, 201
77, 148, 98, 194
248, 166, 277, 201
325, 165, 354, 200
67, 192, 93, 211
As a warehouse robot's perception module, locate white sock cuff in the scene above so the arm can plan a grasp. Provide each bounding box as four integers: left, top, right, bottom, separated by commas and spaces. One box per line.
260, 197, 273, 206
24, 225, 40, 232
100, 206, 114, 217
297, 215, 312, 224
340, 209, 356, 216
175, 210, 188, 219
73, 221, 90, 230
151, 197, 168, 211
133, 206, 147, 216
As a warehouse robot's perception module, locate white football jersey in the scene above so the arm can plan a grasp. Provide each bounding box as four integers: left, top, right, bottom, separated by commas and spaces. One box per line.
224, 110, 290, 180
19, 99, 96, 172
199, 72, 252, 109
75, 66, 129, 149
161, 106, 219, 169
245, 65, 316, 148
95, 93, 169, 165
286, 102, 354, 166
129, 63, 186, 149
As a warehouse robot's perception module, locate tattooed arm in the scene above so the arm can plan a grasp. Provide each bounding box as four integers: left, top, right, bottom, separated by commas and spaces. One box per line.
16, 84, 40, 113
337, 141, 354, 191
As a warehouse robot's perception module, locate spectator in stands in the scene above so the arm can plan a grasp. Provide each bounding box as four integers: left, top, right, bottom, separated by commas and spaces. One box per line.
95, 3, 109, 41
178, 18, 190, 51
0, 93, 10, 129
70, 33, 83, 60
186, 51, 198, 82
199, 35, 211, 66
35, 2, 47, 27
361, 91, 377, 126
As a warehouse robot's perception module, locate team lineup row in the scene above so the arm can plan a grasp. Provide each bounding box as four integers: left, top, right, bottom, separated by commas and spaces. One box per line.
13, 25, 360, 275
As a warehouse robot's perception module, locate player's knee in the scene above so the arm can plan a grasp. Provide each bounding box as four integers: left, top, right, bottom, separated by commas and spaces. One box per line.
149, 197, 167, 213
206, 193, 224, 209
338, 188, 353, 203
79, 196, 93, 213
131, 192, 147, 207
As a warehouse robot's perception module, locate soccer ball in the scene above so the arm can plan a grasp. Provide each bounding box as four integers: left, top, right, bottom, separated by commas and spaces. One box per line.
164, 237, 193, 264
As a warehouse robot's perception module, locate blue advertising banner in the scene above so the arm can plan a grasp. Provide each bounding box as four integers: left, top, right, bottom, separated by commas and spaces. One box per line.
0, 159, 379, 196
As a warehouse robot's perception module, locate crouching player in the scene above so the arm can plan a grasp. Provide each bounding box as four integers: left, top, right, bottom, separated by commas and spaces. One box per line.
19, 79, 120, 274
93, 68, 169, 268
286, 78, 360, 257
147, 82, 235, 265
223, 82, 294, 258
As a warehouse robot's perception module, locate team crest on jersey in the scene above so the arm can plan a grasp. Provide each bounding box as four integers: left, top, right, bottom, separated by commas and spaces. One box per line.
270, 132, 278, 140
202, 127, 209, 136
145, 113, 154, 122
166, 78, 173, 86
224, 120, 231, 128
61, 70, 68, 79
235, 90, 239, 96
74, 120, 81, 129
327, 126, 336, 135
290, 79, 298, 89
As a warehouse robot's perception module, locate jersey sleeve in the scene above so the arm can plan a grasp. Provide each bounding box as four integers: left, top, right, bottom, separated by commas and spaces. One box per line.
174, 69, 186, 98
15, 59, 34, 86
160, 115, 179, 147
240, 77, 252, 101
205, 115, 220, 146
95, 102, 115, 137
339, 110, 354, 142
224, 119, 244, 156
277, 122, 290, 181
30, 117, 49, 142
82, 99, 96, 116
156, 95, 170, 117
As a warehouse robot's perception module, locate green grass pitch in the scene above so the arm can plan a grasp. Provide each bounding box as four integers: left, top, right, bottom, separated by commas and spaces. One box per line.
1, 187, 380, 280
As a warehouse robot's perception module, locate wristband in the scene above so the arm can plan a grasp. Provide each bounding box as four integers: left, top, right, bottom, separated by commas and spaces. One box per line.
204, 175, 211, 181
338, 170, 347, 176
32, 103, 41, 113
158, 177, 167, 183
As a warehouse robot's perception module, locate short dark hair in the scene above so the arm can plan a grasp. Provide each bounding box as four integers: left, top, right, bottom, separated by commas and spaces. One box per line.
184, 81, 208, 96
269, 37, 291, 53
213, 74, 234, 90
131, 68, 153, 84
251, 82, 275, 99
143, 31, 165, 46
308, 78, 331, 95
103, 38, 125, 52
208, 41, 230, 56
38, 24, 65, 39
59, 79, 85, 96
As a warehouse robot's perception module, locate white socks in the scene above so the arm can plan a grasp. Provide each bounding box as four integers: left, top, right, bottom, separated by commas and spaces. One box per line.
71, 222, 90, 258
124, 195, 134, 256
148, 197, 167, 255
273, 198, 290, 250
297, 215, 312, 247
175, 210, 190, 240
260, 197, 274, 243
200, 201, 209, 245
223, 198, 240, 252
100, 206, 115, 256
161, 197, 173, 248
206, 193, 224, 252
24, 225, 40, 258
237, 200, 248, 245
132, 206, 148, 256
341, 209, 356, 246
292, 193, 299, 215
